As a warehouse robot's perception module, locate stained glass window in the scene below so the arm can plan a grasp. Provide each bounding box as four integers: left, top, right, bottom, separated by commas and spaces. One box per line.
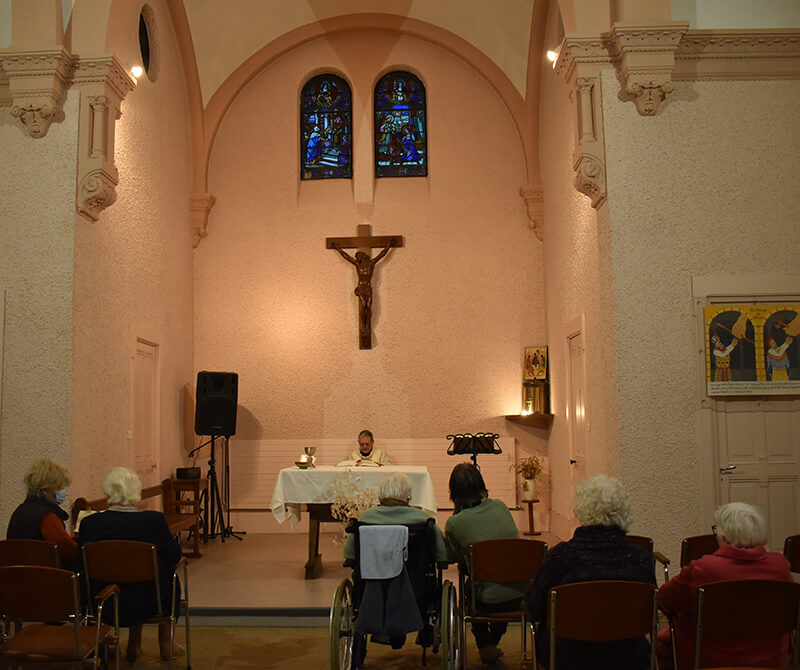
374, 71, 427, 177
300, 74, 352, 180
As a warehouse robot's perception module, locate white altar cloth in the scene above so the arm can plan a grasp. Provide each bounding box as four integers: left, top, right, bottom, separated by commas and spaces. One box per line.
270, 465, 437, 525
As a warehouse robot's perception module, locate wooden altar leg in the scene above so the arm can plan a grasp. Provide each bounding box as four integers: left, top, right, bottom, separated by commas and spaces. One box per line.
305, 503, 336, 579
305, 516, 323, 579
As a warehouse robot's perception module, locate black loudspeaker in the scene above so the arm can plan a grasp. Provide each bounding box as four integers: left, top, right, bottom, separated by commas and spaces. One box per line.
195, 371, 238, 436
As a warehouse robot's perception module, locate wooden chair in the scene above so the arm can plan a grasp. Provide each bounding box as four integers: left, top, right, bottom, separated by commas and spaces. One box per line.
547, 580, 658, 670
783, 535, 800, 573
693, 579, 800, 670
459, 538, 547, 670
81, 540, 190, 670
627, 534, 671, 583
680, 534, 719, 567
0, 538, 60, 568
0, 565, 119, 669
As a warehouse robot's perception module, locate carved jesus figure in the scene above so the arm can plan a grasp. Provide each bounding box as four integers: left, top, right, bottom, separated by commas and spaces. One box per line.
332, 240, 393, 332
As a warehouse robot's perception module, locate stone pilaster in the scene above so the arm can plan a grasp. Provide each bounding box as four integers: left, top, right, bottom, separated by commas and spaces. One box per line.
0, 49, 73, 138
555, 37, 611, 208
71, 57, 136, 221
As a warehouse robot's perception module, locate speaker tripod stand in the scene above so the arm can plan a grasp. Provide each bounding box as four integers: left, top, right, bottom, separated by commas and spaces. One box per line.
193, 436, 245, 542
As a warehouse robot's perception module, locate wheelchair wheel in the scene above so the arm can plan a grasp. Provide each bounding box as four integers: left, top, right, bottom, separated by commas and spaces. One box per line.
439, 579, 460, 670
329, 578, 355, 670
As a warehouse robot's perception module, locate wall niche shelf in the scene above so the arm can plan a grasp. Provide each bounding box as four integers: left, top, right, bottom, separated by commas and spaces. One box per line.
505, 413, 554, 428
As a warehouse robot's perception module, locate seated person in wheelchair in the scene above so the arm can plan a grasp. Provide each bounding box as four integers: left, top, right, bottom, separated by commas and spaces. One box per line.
525, 474, 654, 670
344, 472, 447, 654
444, 462, 521, 666
657, 502, 792, 670
343, 472, 446, 563
78, 467, 183, 663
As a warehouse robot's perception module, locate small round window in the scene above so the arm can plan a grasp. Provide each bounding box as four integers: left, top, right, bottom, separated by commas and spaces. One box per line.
138, 5, 158, 81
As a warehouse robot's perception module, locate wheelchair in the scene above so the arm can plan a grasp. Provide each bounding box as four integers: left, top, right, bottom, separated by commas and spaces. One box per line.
329, 518, 460, 670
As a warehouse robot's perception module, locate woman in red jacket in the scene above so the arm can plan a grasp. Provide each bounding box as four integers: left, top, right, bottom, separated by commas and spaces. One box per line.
657, 502, 792, 669
6, 458, 78, 568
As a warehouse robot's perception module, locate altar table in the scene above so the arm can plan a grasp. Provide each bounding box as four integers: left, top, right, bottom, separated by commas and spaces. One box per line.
270, 465, 437, 578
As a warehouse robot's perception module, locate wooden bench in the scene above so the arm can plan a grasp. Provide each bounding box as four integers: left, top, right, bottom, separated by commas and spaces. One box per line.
71, 478, 203, 558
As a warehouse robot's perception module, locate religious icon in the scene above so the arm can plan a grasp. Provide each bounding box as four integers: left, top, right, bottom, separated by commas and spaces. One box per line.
704, 304, 800, 395
524, 346, 548, 381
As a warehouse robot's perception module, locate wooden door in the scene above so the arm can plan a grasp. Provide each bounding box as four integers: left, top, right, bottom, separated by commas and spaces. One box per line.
133, 339, 160, 508
715, 396, 800, 551
567, 329, 587, 524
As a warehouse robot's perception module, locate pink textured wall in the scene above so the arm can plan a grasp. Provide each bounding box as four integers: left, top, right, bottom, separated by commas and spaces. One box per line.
195, 30, 548, 510
537, 61, 620, 539
0, 92, 79, 524
70, 0, 195, 495
601, 73, 800, 562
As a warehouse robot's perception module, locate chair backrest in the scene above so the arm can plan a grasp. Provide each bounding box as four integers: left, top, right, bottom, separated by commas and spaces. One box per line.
0, 565, 81, 622
548, 580, 657, 670
0, 538, 60, 568
627, 535, 654, 553
469, 538, 548, 584
82, 540, 163, 616
784, 535, 800, 573
695, 579, 800, 670
680, 534, 718, 567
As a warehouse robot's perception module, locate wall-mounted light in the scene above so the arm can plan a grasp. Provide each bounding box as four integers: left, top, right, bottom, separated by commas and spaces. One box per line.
546, 50, 559, 68
131, 65, 144, 79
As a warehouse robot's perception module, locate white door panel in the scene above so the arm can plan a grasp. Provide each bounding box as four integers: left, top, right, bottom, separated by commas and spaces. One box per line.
133, 340, 159, 509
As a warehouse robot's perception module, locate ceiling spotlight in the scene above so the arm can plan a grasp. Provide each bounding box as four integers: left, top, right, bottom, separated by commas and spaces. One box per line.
131, 65, 144, 79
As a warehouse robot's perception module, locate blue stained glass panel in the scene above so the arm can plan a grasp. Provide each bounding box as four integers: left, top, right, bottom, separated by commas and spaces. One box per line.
300, 74, 352, 180
374, 71, 427, 177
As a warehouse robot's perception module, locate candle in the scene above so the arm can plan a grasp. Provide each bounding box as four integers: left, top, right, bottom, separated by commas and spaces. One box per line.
300, 454, 308, 462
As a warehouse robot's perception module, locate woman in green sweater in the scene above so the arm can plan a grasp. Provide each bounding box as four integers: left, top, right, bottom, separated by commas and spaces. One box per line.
445, 463, 521, 665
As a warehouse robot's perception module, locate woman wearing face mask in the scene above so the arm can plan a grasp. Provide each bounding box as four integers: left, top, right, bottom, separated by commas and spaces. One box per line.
6, 458, 78, 568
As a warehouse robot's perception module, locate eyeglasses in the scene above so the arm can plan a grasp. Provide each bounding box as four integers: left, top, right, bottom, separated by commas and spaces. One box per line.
711, 524, 718, 535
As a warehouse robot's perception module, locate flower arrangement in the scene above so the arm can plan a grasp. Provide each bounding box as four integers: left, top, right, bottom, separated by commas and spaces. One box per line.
513, 455, 543, 481
329, 471, 378, 543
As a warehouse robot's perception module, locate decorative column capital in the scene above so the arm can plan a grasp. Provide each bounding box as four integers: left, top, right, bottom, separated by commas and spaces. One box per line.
71, 57, 136, 221
519, 184, 544, 241
553, 38, 611, 209
0, 49, 73, 138
555, 36, 610, 83
606, 22, 689, 115
191, 193, 217, 247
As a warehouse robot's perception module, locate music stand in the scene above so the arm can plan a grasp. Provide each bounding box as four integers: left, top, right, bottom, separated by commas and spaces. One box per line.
446, 432, 502, 466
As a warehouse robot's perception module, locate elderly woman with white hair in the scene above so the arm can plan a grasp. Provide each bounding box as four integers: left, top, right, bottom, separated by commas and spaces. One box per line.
525, 474, 655, 670
657, 502, 792, 670
78, 467, 182, 663
343, 472, 446, 562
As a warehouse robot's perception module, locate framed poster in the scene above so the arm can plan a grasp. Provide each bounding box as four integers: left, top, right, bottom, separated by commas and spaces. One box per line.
524, 346, 548, 381
705, 304, 799, 395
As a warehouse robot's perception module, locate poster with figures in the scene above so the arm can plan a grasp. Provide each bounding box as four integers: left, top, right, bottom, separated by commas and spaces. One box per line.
705, 304, 800, 395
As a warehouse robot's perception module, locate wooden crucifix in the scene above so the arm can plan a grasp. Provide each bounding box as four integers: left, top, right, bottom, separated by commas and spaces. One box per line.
326, 224, 404, 349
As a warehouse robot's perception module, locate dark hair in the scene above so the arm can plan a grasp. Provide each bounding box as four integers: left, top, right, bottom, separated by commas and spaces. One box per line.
358, 429, 374, 441
449, 463, 487, 513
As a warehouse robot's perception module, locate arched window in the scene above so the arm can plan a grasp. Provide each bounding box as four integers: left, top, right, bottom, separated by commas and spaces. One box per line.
300, 74, 352, 180
374, 71, 427, 177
